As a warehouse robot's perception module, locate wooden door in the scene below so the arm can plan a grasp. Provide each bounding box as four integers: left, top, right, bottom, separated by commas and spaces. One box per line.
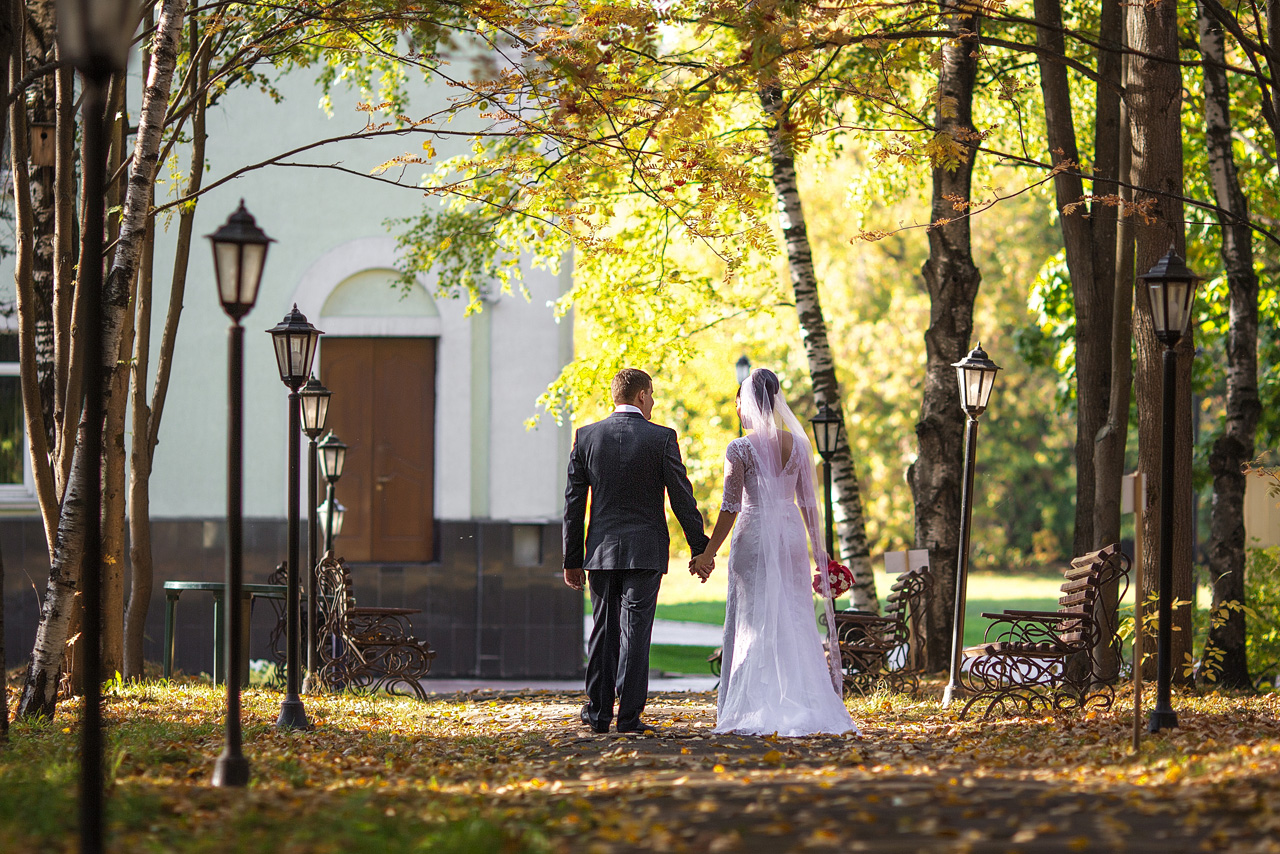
322, 338, 436, 562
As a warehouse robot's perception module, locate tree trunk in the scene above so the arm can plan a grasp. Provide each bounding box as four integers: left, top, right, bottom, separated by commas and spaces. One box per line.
8, 0, 58, 556
1127, 0, 1194, 684
23, 0, 58, 455
759, 83, 878, 612
126, 11, 208, 678
1032, 0, 1120, 563
908, 1, 982, 672
1199, 2, 1257, 691
1092, 25, 1134, 638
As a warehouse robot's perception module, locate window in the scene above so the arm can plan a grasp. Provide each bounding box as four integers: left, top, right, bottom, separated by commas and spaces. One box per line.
0, 331, 33, 500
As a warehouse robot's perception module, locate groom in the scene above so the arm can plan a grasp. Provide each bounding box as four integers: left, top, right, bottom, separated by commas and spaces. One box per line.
563, 368, 711, 733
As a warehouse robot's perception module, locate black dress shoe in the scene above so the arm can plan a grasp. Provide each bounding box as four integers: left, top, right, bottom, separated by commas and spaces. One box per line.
616, 720, 660, 735
580, 704, 608, 734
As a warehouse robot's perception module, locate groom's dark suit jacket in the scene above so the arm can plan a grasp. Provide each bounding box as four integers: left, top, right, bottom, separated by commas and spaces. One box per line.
563, 412, 709, 570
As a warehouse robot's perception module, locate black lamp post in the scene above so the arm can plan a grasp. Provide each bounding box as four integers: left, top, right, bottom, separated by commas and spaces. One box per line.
267, 306, 322, 729
942, 343, 1001, 708
207, 201, 272, 786
735, 356, 751, 436
56, 0, 137, 847
1139, 247, 1200, 733
809, 404, 842, 561
318, 431, 348, 554
299, 376, 331, 694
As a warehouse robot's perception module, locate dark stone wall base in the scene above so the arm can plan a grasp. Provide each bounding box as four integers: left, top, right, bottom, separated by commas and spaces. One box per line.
1, 517, 583, 680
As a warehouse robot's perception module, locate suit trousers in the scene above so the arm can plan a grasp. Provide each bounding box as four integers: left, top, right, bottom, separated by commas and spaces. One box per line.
585, 568, 662, 731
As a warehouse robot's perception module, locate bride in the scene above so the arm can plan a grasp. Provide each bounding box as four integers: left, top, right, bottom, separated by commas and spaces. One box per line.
690, 369, 857, 737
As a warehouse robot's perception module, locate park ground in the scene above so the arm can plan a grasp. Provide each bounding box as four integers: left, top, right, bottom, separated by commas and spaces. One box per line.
2, 681, 1280, 853
6, 565, 1276, 853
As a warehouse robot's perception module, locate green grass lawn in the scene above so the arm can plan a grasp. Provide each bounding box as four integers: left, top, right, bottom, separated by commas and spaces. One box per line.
649, 644, 719, 675
580, 561, 1084, 673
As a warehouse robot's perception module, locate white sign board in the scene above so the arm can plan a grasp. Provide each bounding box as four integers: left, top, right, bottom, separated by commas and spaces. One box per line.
883, 549, 931, 574
1121, 472, 1146, 516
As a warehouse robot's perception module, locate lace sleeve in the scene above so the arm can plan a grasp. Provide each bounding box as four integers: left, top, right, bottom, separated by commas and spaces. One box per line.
720, 442, 746, 513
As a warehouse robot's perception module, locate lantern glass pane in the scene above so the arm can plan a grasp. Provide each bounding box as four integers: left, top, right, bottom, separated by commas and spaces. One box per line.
1148, 283, 1171, 335
975, 370, 995, 409
288, 334, 308, 379
300, 391, 329, 434
1167, 280, 1193, 335
321, 444, 346, 481
332, 505, 345, 537
212, 242, 240, 307
272, 333, 291, 382
823, 421, 840, 454
238, 242, 267, 308
958, 366, 993, 411
300, 329, 320, 378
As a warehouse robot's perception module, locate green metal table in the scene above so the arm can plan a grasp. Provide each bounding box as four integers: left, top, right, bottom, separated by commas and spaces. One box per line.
162, 581, 285, 684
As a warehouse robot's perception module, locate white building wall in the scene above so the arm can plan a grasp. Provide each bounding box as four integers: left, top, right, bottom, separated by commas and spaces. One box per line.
5, 62, 570, 526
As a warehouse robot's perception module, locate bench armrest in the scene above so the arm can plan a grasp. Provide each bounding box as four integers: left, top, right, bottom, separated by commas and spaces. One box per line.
348, 606, 422, 617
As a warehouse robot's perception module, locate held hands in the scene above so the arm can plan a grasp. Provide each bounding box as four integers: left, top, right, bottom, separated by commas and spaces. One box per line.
689, 552, 715, 582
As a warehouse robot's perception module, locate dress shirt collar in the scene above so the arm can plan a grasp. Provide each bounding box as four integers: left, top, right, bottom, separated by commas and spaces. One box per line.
613, 404, 643, 415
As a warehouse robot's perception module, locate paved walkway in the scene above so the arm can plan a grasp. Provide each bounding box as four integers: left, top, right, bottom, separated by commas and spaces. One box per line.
421, 674, 719, 694
586, 616, 723, 646
419, 618, 724, 695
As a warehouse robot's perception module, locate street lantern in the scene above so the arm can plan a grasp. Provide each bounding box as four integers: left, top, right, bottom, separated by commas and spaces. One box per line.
57, 0, 139, 845
942, 343, 1002, 708
298, 376, 331, 696
319, 431, 347, 483
810, 404, 842, 462
56, 0, 138, 81
808, 403, 844, 562
299, 377, 331, 438
266, 307, 322, 730
1139, 248, 1202, 734
1140, 248, 1201, 347
207, 201, 273, 320
735, 355, 752, 386
268, 305, 322, 391
207, 202, 274, 787
318, 499, 347, 544
953, 343, 1001, 417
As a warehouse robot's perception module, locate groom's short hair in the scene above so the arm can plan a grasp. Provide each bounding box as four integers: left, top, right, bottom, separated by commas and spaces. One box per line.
611, 368, 652, 404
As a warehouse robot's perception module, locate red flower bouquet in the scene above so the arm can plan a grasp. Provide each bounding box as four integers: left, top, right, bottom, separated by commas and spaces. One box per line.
812, 559, 854, 598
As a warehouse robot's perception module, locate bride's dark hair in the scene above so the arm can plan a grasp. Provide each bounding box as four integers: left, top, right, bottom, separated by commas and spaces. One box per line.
736, 368, 780, 412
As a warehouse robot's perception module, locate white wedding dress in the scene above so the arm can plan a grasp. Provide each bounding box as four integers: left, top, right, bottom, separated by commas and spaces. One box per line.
715, 437, 857, 737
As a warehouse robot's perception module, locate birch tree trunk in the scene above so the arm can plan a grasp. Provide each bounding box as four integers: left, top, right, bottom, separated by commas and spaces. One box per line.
8, 0, 57, 556
759, 83, 878, 611
908, 1, 982, 671
1127, 0, 1194, 683
1199, 3, 1257, 691
20, 0, 188, 717
23, 0, 58, 454
126, 11, 209, 678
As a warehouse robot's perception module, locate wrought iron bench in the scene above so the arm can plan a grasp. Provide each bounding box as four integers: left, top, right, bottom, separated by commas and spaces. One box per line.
958, 543, 1130, 720
313, 554, 436, 699
832, 565, 933, 695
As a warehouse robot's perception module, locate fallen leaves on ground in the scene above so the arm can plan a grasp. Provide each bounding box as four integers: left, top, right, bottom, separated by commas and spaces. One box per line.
2, 679, 1280, 852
